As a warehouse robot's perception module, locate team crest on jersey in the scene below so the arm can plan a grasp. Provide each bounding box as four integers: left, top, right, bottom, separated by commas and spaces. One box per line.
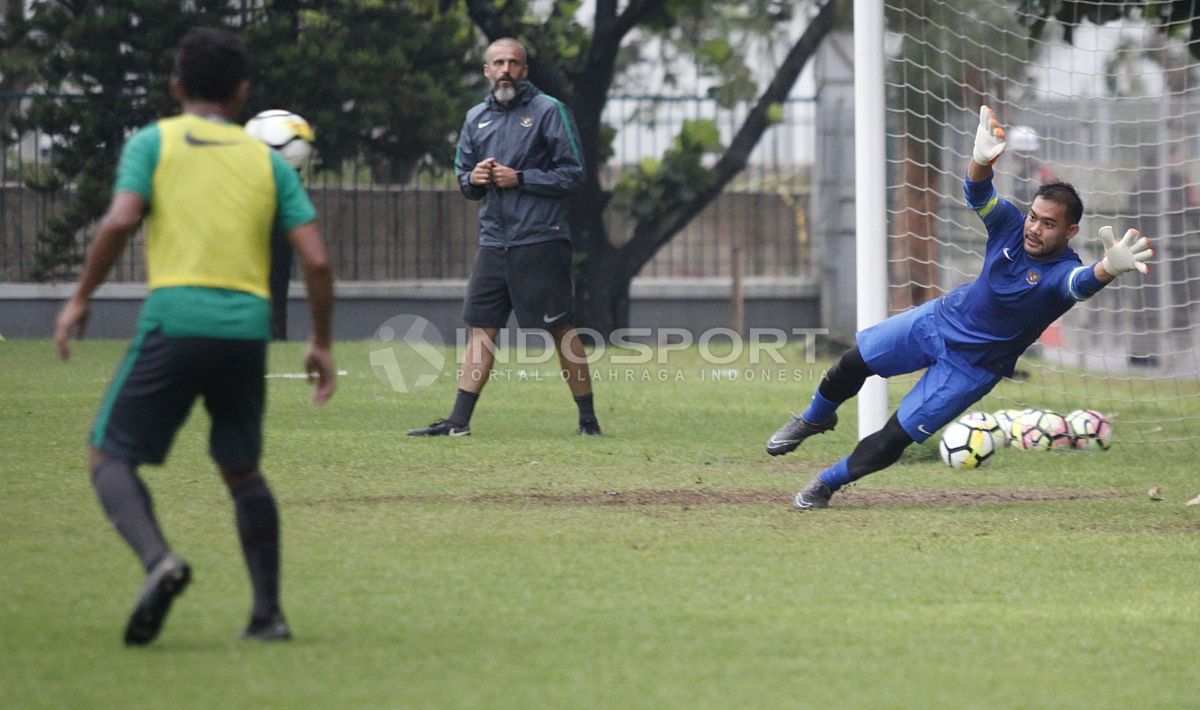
520, 116, 534, 128
1026, 270, 1041, 285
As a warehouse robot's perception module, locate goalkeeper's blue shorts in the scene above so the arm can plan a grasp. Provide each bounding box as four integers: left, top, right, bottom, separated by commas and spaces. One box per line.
856, 299, 1003, 443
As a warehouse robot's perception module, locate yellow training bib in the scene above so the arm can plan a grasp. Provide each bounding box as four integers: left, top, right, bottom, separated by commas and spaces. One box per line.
145, 114, 276, 299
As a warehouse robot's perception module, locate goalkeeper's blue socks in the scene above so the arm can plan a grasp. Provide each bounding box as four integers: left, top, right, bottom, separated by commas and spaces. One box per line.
817, 457, 852, 491
802, 390, 840, 425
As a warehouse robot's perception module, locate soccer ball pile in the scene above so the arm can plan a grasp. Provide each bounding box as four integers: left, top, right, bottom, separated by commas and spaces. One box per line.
244, 109, 315, 168
1010, 409, 1072, 450
938, 407, 1112, 468
1063, 409, 1114, 450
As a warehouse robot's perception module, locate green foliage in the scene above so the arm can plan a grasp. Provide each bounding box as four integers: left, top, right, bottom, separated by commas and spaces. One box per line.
596, 122, 617, 164
533, 4, 592, 76
765, 101, 785, 124
644, 0, 792, 106
2, 0, 232, 280
1019, 0, 1200, 59
241, 1, 476, 181
614, 119, 724, 221
0, 0, 477, 280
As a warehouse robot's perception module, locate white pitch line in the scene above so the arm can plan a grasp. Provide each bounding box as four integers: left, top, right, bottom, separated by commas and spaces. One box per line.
265, 370, 349, 379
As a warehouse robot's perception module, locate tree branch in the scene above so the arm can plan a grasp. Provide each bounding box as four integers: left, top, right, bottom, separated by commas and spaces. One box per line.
463, 0, 508, 44
619, 0, 838, 277
575, 0, 665, 123
609, 0, 660, 43
595, 0, 617, 27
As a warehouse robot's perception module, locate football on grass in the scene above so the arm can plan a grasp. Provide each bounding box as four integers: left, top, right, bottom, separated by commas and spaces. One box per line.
992, 409, 1024, 447
1011, 409, 1072, 450
1065, 409, 1113, 450
958, 411, 1007, 448
939, 420, 996, 468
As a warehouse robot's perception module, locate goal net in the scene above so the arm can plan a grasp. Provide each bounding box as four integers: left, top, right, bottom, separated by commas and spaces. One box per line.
884, 0, 1200, 446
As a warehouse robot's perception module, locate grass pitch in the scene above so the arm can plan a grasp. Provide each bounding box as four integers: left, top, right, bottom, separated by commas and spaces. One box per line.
2, 338, 1199, 709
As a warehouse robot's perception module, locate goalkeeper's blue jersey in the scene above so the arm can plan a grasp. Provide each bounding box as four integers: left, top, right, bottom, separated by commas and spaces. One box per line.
934, 176, 1087, 377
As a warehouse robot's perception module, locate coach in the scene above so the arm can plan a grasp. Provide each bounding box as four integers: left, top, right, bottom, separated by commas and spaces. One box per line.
409, 37, 600, 438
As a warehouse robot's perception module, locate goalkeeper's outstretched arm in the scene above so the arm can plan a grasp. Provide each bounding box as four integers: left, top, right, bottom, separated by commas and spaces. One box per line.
1095, 226, 1153, 283
1069, 226, 1154, 299
968, 105, 1007, 182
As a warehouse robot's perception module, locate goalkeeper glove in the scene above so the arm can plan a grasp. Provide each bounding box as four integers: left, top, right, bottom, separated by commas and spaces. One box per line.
972, 105, 1007, 167
1099, 226, 1153, 276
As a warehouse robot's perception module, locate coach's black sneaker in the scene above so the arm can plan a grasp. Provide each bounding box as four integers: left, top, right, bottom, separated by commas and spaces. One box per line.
578, 418, 602, 436
793, 479, 834, 510
407, 418, 470, 437
766, 412, 838, 456
240, 613, 292, 642
124, 553, 191, 646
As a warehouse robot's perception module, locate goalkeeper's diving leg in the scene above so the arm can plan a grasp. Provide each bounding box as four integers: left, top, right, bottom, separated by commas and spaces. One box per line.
793, 415, 914, 509
765, 346, 873, 456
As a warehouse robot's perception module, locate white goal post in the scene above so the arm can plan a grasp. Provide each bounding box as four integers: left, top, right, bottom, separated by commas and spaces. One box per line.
855, 0, 891, 439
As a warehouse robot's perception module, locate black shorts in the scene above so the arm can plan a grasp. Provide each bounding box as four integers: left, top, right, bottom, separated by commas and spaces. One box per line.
90, 329, 267, 471
463, 241, 574, 330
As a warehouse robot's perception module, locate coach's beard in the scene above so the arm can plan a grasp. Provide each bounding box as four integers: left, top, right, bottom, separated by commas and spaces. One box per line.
492, 77, 519, 104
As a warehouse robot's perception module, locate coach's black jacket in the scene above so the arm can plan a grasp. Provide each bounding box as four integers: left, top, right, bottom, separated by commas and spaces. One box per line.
455, 81, 584, 248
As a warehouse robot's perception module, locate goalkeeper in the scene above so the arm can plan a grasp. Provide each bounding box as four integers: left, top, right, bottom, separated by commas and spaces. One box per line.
767, 105, 1153, 510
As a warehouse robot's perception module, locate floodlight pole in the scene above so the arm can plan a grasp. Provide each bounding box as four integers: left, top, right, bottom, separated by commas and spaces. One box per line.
854, 0, 889, 439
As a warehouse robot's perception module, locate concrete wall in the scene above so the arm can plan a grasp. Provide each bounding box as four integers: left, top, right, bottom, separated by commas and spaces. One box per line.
0, 278, 820, 343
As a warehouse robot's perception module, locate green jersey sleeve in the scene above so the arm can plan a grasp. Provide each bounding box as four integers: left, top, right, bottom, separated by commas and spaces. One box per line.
270, 150, 317, 230
113, 124, 161, 200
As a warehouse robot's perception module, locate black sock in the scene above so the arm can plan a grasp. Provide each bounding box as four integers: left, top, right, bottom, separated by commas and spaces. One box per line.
91, 458, 170, 572
448, 388, 480, 427
231, 476, 281, 621
574, 393, 596, 422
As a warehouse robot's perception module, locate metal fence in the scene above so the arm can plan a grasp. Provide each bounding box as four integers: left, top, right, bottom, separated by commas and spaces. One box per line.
1, 93, 817, 283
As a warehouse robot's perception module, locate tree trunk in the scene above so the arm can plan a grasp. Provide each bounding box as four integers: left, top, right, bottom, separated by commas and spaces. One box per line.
584, 0, 839, 333
890, 136, 942, 312
571, 198, 629, 337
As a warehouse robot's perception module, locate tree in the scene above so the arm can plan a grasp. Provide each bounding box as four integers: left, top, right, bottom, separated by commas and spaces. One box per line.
1019, 1, 1199, 98
240, 2, 476, 180
0, 0, 476, 280
464, 0, 840, 334
0, 0, 40, 127
1, 0, 234, 281
1019, 1, 1200, 60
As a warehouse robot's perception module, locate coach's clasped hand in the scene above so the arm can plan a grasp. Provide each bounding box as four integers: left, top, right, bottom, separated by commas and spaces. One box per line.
1099, 225, 1153, 277
972, 105, 1007, 167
